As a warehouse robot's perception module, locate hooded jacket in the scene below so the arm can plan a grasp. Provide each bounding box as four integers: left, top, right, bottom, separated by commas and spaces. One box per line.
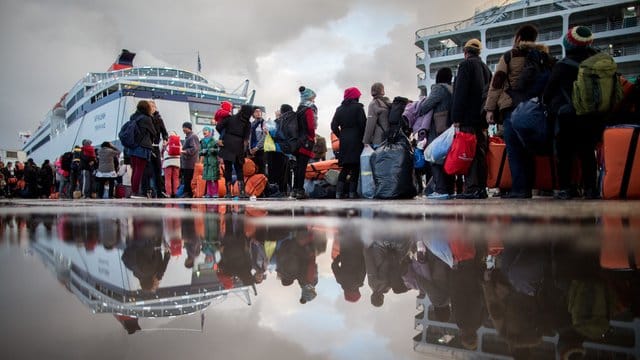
363, 96, 391, 146
331, 98, 367, 165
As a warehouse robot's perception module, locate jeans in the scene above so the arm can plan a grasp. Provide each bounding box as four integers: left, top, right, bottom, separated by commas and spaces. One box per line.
503, 111, 534, 194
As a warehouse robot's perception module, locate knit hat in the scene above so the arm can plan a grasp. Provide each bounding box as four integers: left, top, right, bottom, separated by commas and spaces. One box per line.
202, 126, 212, 133
82, 139, 92, 146
343, 289, 361, 303
343, 87, 361, 100
182, 121, 192, 130
371, 82, 385, 97
220, 101, 232, 112
564, 26, 594, 51
299, 86, 316, 101
463, 38, 482, 53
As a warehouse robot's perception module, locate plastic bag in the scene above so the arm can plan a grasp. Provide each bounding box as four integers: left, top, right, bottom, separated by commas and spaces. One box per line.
426, 237, 454, 268
424, 125, 455, 164
264, 133, 276, 152
359, 146, 375, 199
371, 140, 416, 199
510, 97, 550, 155
444, 130, 477, 175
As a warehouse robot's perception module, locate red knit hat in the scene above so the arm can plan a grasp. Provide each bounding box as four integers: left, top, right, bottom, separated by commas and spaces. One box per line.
343, 87, 361, 100
563, 26, 594, 50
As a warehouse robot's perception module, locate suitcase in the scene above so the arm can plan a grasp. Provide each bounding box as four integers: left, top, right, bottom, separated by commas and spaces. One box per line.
600, 216, 640, 270
602, 125, 640, 199
487, 137, 512, 189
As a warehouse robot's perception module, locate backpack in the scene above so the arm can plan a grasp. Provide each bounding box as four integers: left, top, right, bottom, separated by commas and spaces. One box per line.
60, 152, 73, 172
296, 105, 315, 153
275, 111, 299, 154
387, 96, 411, 142
118, 117, 141, 149
505, 48, 553, 104
567, 280, 613, 340
167, 135, 181, 156
565, 52, 624, 116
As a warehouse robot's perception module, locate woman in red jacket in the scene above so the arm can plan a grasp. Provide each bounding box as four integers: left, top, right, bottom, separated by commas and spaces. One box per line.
293, 86, 317, 199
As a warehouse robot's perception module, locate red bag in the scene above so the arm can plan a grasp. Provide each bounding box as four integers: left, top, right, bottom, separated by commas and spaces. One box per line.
167, 134, 181, 156
444, 131, 477, 175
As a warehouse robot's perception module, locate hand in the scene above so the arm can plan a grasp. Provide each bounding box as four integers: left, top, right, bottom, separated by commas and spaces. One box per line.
452, 122, 460, 128
486, 111, 495, 125
217, 140, 224, 146
162, 140, 168, 147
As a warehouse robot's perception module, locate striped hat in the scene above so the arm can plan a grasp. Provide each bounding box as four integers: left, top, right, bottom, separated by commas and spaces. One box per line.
563, 26, 593, 51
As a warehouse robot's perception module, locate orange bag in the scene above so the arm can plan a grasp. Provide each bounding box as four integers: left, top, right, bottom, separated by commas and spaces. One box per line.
602, 126, 640, 199
305, 159, 341, 180
244, 174, 267, 196
600, 215, 640, 269
534, 156, 558, 191
193, 178, 206, 198
486, 137, 512, 190
243, 158, 257, 177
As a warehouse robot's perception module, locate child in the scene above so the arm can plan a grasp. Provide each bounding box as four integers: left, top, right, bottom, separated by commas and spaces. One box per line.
163, 131, 182, 197
199, 126, 219, 198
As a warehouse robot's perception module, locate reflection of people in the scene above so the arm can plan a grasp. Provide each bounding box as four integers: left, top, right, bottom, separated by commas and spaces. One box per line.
276, 229, 318, 304
331, 236, 366, 303
181, 216, 202, 269
363, 237, 410, 307
121, 219, 170, 292
218, 212, 254, 286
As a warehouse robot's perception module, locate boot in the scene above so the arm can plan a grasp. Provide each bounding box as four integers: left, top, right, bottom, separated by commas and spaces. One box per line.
225, 183, 232, 199
238, 181, 247, 198
335, 181, 345, 199
348, 181, 358, 199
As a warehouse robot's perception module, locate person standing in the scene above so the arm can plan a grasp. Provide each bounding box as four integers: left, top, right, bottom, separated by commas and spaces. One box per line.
199, 126, 220, 198
180, 122, 200, 198
248, 107, 266, 174
293, 86, 318, 199
95, 141, 121, 198
485, 25, 551, 198
148, 101, 169, 197
312, 134, 327, 162
216, 104, 252, 198
543, 26, 600, 199
270, 104, 297, 195
162, 131, 182, 198
419, 67, 455, 199
331, 87, 367, 199
80, 139, 97, 198
363, 82, 391, 149
128, 100, 157, 199
452, 38, 493, 199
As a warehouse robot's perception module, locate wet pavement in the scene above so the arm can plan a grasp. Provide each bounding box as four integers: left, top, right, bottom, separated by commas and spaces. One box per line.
1, 198, 639, 360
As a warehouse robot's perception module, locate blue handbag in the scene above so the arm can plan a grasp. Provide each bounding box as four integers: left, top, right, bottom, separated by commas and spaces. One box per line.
510, 98, 551, 154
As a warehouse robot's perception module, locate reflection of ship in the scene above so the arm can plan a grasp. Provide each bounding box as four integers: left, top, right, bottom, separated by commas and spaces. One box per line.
415, 0, 640, 94
22, 49, 254, 164
29, 216, 255, 325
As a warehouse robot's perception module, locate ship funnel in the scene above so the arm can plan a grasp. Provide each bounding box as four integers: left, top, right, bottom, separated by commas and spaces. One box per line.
108, 49, 136, 71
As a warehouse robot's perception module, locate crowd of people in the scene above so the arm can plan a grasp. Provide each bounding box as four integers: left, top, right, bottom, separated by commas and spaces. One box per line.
1, 24, 638, 201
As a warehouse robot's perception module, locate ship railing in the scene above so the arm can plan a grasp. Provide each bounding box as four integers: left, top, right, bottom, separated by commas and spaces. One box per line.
582, 18, 639, 34
611, 43, 640, 57
415, 18, 475, 39
428, 46, 464, 58
416, 52, 425, 61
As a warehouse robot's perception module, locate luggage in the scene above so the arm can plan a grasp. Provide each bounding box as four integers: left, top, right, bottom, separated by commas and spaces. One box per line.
486, 137, 512, 189
359, 146, 375, 199
243, 158, 257, 177
444, 130, 477, 175
600, 215, 640, 270
371, 139, 416, 199
115, 184, 126, 199
533, 156, 558, 191
305, 159, 341, 180
244, 174, 267, 197
602, 125, 640, 199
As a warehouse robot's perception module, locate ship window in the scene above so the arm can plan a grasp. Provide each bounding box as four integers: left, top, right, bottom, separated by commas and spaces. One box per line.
6, 151, 17, 158
160, 69, 178, 77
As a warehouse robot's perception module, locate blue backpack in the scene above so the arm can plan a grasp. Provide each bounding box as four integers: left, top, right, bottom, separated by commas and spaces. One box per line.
118, 117, 140, 149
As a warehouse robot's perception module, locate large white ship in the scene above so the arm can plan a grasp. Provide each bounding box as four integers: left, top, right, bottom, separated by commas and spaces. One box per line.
22, 50, 254, 163
415, 0, 640, 94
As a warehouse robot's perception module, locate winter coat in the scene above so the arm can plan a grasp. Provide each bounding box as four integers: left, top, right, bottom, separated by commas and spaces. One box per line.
485, 41, 550, 113
331, 238, 366, 293
451, 54, 492, 128
404, 97, 433, 134
80, 145, 97, 171
543, 47, 598, 116
297, 105, 317, 158
363, 96, 391, 146
96, 146, 120, 176
181, 131, 200, 170
419, 83, 453, 118
217, 105, 252, 162
363, 238, 411, 295
129, 111, 157, 160
199, 136, 219, 181
151, 111, 168, 145
330, 98, 367, 165
250, 118, 266, 151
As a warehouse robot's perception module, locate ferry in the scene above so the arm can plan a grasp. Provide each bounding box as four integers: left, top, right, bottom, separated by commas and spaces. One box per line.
22, 50, 254, 163
415, 0, 640, 94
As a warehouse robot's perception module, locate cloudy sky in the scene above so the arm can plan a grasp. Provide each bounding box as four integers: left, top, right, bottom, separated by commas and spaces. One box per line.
0, 0, 480, 151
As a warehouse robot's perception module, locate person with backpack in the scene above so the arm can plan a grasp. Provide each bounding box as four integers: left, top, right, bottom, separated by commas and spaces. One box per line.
248, 107, 266, 174
216, 104, 252, 198
269, 104, 297, 196
69, 145, 83, 197
180, 121, 200, 198
80, 139, 97, 199
95, 141, 121, 198
484, 25, 552, 199
127, 100, 157, 198
331, 87, 367, 199
363, 82, 391, 149
293, 86, 318, 199
543, 26, 601, 200
148, 101, 169, 198
163, 131, 182, 198
58, 150, 73, 198
419, 67, 455, 199
452, 38, 493, 199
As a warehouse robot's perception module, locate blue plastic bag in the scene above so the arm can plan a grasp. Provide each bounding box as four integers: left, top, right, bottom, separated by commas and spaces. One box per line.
414, 147, 426, 169
176, 183, 185, 197
424, 125, 455, 164
511, 98, 550, 154
359, 146, 375, 199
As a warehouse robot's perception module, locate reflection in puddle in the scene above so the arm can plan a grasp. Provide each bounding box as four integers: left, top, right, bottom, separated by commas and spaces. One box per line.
1, 204, 639, 358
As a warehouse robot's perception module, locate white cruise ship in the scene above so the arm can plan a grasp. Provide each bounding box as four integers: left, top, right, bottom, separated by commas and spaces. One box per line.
415, 0, 640, 94
22, 50, 254, 163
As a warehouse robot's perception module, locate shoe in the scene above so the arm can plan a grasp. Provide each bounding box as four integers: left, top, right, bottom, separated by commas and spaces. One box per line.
203, 194, 211, 198
583, 189, 600, 200
295, 190, 308, 200
348, 192, 357, 199
500, 191, 532, 199
157, 192, 169, 199
426, 192, 451, 200
553, 189, 573, 200
130, 195, 146, 199
456, 189, 488, 199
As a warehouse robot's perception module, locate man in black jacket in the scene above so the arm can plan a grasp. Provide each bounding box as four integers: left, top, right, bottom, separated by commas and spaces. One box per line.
452, 39, 492, 199
147, 100, 169, 197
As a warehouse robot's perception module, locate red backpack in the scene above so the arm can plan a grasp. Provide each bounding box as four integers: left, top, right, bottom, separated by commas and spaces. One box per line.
167, 135, 181, 156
